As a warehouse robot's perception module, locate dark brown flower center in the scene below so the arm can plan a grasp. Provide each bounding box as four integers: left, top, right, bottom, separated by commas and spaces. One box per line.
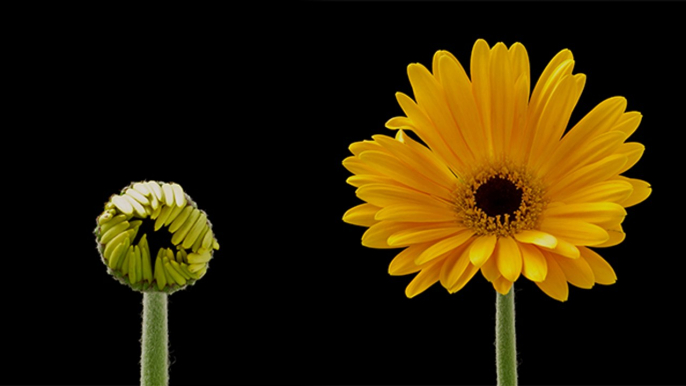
474, 176, 523, 218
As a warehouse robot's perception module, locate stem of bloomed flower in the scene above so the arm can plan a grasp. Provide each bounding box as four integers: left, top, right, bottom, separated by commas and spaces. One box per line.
496, 286, 518, 386
141, 292, 169, 386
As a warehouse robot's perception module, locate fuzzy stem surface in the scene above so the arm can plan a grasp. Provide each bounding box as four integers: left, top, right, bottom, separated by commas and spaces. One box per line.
141, 292, 169, 386
496, 286, 518, 386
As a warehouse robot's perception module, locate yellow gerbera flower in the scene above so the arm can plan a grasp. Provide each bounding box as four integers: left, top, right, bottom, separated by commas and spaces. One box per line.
342, 39, 651, 301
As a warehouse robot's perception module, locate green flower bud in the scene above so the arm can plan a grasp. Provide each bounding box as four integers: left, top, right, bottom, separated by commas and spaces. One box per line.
95, 181, 219, 293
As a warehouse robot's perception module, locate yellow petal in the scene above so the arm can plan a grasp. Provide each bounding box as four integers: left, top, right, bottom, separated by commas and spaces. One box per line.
554, 254, 595, 289
544, 97, 627, 181
489, 43, 515, 157
495, 236, 522, 282
388, 243, 431, 276
613, 111, 642, 139
415, 230, 474, 265
468, 234, 497, 267
395, 92, 464, 173
440, 243, 473, 289
526, 52, 575, 156
388, 224, 465, 247
557, 96, 627, 150
560, 180, 633, 204
470, 39, 494, 157
508, 74, 530, 163
548, 154, 628, 199
520, 243, 547, 282
346, 174, 399, 188
545, 238, 580, 259
405, 260, 442, 298
438, 53, 488, 158
509, 42, 530, 86
408, 63, 475, 167
514, 230, 557, 249
342, 156, 380, 176
431, 50, 460, 84
530, 49, 574, 116
594, 226, 626, 248
617, 177, 652, 208
356, 183, 449, 208
545, 131, 626, 180
540, 218, 609, 246
493, 276, 513, 296
385, 116, 415, 131
348, 140, 381, 156
392, 131, 457, 187
373, 134, 456, 191
535, 253, 569, 301
480, 251, 501, 282
544, 202, 626, 226
579, 247, 617, 285
375, 203, 457, 223
616, 142, 645, 174
529, 74, 583, 169
358, 150, 452, 199
342, 203, 381, 227
361, 221, 414, 249
448, 263, 480, 294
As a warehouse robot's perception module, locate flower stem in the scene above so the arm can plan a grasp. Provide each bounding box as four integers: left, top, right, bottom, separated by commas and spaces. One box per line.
496, 286, 518, 386
141, 292, 169, 386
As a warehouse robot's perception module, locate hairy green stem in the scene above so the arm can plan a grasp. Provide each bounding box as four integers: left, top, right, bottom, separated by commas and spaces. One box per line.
496, 286, 518, 386
141, 292, 169, 386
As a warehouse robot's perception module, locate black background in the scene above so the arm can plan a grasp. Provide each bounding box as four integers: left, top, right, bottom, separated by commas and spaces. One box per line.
3, 2, 683, 386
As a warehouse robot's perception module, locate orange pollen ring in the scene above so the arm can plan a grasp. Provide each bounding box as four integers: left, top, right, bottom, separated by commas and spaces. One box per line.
453, 162, 546, 237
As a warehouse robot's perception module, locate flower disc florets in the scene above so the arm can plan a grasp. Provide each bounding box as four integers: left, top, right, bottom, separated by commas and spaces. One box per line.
95, 181, 219, 293
454, 161, 546, 238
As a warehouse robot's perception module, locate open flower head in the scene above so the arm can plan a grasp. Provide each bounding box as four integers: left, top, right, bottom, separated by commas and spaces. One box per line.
95, 181, 219, 293
343, 39, 650, 301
